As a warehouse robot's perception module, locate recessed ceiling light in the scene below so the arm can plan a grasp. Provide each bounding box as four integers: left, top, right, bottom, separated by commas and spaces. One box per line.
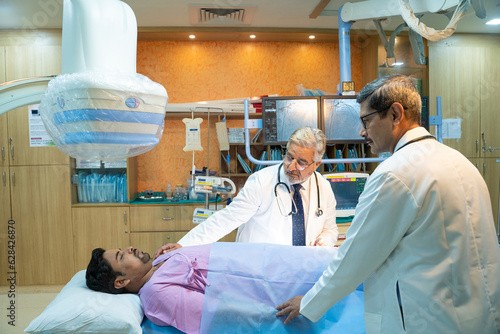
250, 34, 256, 39
189, 34, 196, 39
393, 62, 404, 66
309, 35, 316, 39
486, 18, 500, 25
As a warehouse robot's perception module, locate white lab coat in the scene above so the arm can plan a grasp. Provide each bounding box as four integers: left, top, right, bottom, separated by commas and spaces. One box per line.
178, 163, 338, 246
300, 127, 500, 333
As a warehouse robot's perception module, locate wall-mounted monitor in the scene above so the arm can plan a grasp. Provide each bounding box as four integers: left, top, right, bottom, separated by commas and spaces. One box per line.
321, 96, 364, 143
323, 172, 369, 218
262, 96, 320, 145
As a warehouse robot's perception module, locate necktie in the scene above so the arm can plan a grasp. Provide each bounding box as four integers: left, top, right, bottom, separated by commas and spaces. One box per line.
292, 184, 306, 246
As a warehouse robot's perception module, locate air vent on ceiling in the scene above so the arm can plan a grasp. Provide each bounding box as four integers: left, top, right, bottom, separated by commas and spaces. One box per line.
189, 5, 256, 25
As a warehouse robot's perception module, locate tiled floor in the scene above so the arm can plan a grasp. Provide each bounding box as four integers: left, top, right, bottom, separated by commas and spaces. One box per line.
0, 285, 63, 334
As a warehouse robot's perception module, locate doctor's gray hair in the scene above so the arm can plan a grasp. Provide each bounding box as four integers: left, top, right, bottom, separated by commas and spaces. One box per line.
287, 127, 326, 161
356, 74, 422, 125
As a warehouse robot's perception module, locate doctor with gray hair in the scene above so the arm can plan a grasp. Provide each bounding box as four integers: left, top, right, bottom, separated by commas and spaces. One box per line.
154, 126, 338, 256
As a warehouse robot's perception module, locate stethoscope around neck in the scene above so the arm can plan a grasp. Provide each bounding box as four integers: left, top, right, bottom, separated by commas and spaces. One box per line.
274, 163, 323, 217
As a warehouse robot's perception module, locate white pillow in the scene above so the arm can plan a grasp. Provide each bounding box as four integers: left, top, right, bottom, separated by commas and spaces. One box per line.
25, 270, 144, 334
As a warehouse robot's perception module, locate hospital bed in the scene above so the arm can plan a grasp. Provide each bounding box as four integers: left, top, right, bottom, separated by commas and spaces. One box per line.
25, 243, 365, 334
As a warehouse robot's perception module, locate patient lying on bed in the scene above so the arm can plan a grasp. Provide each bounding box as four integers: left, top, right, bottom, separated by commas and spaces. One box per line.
86, 243, 364, 334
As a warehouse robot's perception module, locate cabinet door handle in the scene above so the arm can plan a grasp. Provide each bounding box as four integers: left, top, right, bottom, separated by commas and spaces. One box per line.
166, 236, 171, 240
476, 140, 479, 153
483, 163, 486, 175
10, 145, 14, 160
1, 146, 4, 160
162, 217, 173, 220
123, 210, 127, 225
2, 171, 5, 186
11, 172, 15, 186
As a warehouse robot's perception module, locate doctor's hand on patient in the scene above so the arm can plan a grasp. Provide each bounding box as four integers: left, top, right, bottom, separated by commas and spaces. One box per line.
154, 243, 182, 260
275, 295, 304, 324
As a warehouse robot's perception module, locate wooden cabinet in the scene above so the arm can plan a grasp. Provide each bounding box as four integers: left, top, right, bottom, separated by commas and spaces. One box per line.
7, 107, 69, 166
0, 165, 11, 285
10, 165, 74, 285
0, 114, 9, 166
429, 45, 482, 158
130, 204, 200, 254
472, 158, 500, 236
0, 46, 10, 285
129, 204, 236, 255
4, 45, 67, 166
130, 205, 196, 232
0, 40, 75, 286
429, 35, 500, 230
72, 207, 130, 271
479, 47, 500, 159
482, 158, 500, 236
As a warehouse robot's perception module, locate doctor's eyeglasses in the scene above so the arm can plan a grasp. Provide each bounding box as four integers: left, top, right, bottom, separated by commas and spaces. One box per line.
360, 104, 407, 129
283, 154, 315, 171
360, 109, 386, 129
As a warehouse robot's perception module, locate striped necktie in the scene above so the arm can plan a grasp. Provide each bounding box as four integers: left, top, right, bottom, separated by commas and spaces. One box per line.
292, 184, 305, 246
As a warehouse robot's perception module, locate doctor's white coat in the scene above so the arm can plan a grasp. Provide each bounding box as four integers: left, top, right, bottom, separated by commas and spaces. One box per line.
179, 163, 338, 246
300, 128, 500, 333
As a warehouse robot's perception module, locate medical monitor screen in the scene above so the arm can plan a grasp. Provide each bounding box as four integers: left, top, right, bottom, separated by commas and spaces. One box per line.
262, 96, 320, 145
324, 173, 368, 218
322, 96, 364, 143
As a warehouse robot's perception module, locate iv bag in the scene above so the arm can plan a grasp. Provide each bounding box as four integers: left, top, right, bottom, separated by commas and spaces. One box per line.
183, 118, 203, 152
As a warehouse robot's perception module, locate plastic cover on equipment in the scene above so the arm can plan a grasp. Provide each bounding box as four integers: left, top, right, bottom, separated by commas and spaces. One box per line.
39, 71, 168, 161
399, 0, 470, 42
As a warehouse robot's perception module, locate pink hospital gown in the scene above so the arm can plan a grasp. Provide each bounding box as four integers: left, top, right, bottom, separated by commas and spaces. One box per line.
138, 244, 211, 334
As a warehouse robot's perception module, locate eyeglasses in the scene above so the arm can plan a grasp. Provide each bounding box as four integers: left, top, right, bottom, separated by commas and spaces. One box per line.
283, 154, 315, 171
360, 104, 408, 129
360, 109, 387, 129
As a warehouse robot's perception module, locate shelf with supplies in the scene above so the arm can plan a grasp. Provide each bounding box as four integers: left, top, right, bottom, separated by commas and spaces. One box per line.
217, 105, 377, 189
219, 143, 283, 177
322, 143, 371, 174
218, 140, 374, 183
70, 156, 138, 205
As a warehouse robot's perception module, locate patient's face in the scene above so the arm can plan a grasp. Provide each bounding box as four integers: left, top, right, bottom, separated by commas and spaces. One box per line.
103, 246, 152, 281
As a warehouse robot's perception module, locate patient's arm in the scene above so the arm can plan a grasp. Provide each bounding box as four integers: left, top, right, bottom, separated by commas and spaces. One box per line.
154, 243, 182, 259
140, 283, 204, 333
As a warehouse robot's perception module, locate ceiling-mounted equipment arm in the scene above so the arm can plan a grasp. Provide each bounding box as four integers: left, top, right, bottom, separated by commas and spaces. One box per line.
0, 76, 54, 116
341, 0, 462, 23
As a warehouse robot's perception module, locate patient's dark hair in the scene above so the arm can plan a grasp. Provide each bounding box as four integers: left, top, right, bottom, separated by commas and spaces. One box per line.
86, 248, 125, 294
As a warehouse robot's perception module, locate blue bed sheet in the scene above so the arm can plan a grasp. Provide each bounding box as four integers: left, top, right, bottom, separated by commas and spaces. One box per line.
142, 243, 365, 334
